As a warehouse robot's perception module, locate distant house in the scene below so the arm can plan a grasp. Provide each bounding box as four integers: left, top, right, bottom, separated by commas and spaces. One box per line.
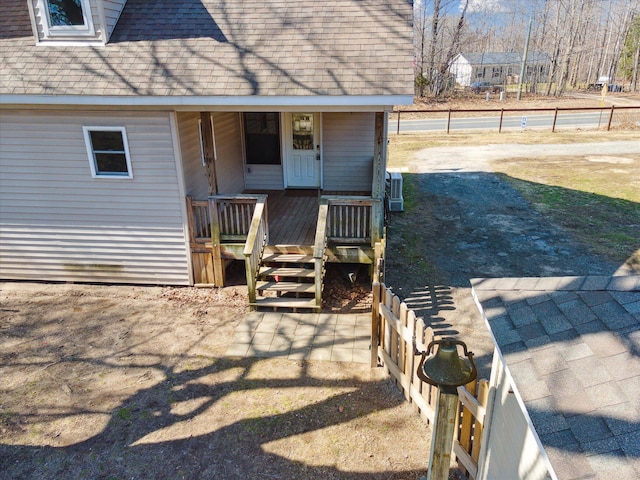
0, 0, 414, 310
450, 52, 550, 87
472, 275, 640, 480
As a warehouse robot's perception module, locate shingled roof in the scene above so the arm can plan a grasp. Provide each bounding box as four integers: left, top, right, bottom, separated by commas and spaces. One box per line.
473, 275, 640, 480
0, 0, 414, 102
457, 52, 550, 66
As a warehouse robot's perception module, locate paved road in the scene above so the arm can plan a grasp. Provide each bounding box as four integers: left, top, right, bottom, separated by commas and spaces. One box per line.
396, 111, 629, 132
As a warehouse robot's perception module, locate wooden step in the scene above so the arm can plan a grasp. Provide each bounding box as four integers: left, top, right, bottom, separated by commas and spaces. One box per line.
256, 281, 315, 293
261, 253, 314, 264
259, 266, 315, 279
251, 296, 320, 311
264, 245, 314, 255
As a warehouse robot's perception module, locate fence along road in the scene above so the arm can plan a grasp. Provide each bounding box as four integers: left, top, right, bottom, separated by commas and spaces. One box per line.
393, 105, 640, 133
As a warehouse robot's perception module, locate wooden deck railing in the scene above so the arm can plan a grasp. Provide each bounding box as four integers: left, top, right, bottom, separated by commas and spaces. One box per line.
187, 195, 267, 286
323, 196, 382, 246
313, 198, 330, 309
243, 196, 268, 305
186, 197, 212, 243
187, 194, 385, 291
210, 195, 263, 243
372, 282, 489, 479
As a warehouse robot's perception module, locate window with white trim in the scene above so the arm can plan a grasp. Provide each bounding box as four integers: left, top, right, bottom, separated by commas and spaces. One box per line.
83, 127, 133, 179
40, 0, 95, 37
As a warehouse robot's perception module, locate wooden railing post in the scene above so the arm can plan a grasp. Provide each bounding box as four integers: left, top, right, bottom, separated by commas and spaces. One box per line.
428, 390, 460, 480
186, 196, 196, 242
208, 196, 225, 286
371, 281, 381, 367
370, 198, 382, 246
314, 199, 329, 309
242, 197, 267, 308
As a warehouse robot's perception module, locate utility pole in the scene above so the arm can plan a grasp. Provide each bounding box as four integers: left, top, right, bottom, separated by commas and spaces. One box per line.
517, 18, 533, 101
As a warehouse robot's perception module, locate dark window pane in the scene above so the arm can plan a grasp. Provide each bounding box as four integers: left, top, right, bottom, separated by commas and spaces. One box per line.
95, 153, 128, 174
90, 130, 125, 152
244, 113, 281, 165
48, 0, 85, 26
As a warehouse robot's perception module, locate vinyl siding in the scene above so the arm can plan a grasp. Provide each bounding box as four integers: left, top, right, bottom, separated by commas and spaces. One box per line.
479, 356, 552, 480
212, 112, 244, 194
0, 109, 190, 285
244, 165, 284, 190
103, 0, 127, 39
322, 112, 374, 192
177, 112, 209, 200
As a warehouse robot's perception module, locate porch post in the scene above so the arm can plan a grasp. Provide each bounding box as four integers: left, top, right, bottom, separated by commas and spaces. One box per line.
371, 112, 387, 244
200, 112, 218, 195
371, 112, 387, 199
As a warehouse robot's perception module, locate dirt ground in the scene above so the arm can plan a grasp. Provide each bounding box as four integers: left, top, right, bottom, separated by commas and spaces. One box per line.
0, 282, 431, 480
383, 137, 639, 380
2, 94, 638, 479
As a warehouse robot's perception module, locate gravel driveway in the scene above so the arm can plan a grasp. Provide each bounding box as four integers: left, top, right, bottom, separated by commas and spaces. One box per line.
384, 140, 640, 377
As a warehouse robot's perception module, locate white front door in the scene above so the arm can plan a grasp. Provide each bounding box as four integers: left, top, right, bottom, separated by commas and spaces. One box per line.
284, 113, 321, 188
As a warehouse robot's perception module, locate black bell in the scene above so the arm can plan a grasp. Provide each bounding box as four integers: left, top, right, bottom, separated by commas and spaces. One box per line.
417, 339, 477, 392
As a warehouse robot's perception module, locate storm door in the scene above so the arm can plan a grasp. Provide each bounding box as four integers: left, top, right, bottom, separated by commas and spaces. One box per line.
284, 113, 321, 188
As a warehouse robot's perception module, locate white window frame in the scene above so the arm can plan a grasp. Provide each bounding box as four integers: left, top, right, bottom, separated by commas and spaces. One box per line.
83, 126, 133, 179
39, 0, 95, 37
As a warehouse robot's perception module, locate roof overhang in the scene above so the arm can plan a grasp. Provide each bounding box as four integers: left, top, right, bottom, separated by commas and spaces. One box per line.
0, 94, 414, 112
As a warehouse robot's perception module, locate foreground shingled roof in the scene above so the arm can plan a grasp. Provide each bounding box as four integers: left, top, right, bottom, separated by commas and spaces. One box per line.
0, 0, 414, 99
473, 275, 640, 480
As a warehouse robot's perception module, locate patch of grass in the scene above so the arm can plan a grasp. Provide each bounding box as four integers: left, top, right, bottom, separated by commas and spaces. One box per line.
491, 154, 639, 270
387, 129, 640, 274
387, 173, 441, 282
387, 130, 640, 165
497, 175, 640, 269
400, 171, 419, 213
116, 407, 133, 421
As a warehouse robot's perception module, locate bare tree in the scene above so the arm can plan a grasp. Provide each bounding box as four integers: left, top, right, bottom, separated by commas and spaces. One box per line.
416, 0, 638, 96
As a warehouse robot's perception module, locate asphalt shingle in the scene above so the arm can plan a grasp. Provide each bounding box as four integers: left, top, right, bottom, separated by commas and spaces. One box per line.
0, 0, 414, 99
472, 275, 640, 480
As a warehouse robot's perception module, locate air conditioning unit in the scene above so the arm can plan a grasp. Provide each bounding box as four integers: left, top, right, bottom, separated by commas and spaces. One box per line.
387, 171, 404, 212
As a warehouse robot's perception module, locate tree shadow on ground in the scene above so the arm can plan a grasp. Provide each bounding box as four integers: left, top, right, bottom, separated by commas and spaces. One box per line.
386, 171, 635, 291
1, 352, 427, 480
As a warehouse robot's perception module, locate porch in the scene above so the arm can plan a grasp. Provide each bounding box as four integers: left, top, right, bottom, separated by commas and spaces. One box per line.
186, 191, 385, 311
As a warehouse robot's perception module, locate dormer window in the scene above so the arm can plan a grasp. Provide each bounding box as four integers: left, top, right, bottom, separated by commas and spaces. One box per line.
40, 0, 95, 37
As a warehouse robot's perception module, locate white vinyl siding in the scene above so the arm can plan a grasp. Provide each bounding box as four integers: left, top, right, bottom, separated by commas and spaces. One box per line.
177, 112, 209, 200
83, 126, 133, 178
479, 354, 552, 480
451, 56, 473, 86
322, 112, 374, 192
244, 165, 284, 190
0, 109, 190, 285
212, 112, 244, 194
103, 0, 127, 39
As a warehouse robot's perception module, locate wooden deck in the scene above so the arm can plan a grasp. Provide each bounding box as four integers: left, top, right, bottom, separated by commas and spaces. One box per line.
186, 191, 382, 289
255, 190, 373, 247
266, 190, 318, 246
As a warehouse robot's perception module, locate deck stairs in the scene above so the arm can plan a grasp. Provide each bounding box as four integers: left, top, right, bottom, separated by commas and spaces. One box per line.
251, 246, 324, 312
